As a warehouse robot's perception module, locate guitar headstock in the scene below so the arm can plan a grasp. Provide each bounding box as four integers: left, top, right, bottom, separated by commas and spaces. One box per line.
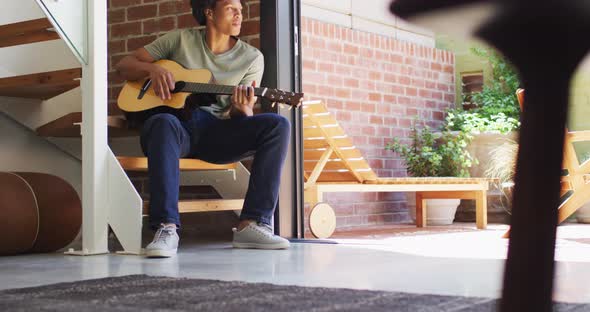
262, 88, 304, 108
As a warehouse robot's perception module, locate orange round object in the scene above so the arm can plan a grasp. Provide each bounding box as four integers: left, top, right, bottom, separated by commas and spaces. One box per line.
15, 172, 81, 253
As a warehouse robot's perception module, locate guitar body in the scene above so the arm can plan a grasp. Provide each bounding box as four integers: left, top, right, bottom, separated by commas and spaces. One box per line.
117, 60, 215, 113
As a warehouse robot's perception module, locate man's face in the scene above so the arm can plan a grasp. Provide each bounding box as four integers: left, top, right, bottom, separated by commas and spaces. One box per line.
210, 0, 243, 36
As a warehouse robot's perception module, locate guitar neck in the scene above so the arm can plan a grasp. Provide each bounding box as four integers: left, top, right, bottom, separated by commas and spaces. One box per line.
172, 80, 304, 107
178, 82, 267, 97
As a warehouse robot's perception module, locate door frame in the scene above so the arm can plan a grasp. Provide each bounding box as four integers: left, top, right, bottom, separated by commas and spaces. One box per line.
260, 0, 304, 238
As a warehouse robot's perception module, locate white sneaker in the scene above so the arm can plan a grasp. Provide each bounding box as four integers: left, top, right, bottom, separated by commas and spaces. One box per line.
232, 222, 290, 250
145, 224, 179, 258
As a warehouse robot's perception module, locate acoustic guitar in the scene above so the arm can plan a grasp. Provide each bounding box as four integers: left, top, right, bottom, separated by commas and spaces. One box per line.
117, 60, 304, 114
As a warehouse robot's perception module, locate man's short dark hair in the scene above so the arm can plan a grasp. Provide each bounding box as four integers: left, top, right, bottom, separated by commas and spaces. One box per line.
190, 0, 217, 25
189, 0, 245, 25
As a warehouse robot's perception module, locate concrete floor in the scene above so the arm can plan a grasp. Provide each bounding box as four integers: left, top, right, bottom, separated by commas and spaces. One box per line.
2, 223, 590, 304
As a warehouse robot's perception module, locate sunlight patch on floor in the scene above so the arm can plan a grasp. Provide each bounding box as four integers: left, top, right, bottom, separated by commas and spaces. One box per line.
331, 224, 590, 263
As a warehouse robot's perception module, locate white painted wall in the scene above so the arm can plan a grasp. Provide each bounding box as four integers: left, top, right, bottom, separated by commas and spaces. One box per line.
0, 89, 81, 130
0, 0, 45, 25
0, 40, 81, 79
302, 0, 435, 47
0, 113, 82, 196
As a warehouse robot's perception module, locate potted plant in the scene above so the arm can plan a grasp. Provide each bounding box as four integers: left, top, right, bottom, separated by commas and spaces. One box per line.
445, 46, 522, 222
446, 110, 520, 177
386, 119, 477, 225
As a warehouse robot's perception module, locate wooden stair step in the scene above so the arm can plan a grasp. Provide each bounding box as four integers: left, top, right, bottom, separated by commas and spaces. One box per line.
117, 156, 238, 172
142, 199, 243, 214
0, 18, 60, 48
36, 112, 138, 138
0, 68, 82, 100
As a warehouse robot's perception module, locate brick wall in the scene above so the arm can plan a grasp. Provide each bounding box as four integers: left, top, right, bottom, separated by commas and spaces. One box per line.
107, 0, 260, 116
301, 17, 456, 231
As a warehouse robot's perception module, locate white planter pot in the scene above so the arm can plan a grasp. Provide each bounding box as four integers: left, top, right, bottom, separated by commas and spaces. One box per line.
467, 131, 519, 178
407, 194, 460, 225
576, 201, 590, 223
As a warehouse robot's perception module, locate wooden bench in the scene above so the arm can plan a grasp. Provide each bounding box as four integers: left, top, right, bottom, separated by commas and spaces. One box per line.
302, 100, 490, 237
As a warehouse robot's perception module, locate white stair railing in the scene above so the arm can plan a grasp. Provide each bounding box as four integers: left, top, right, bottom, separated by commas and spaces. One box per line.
34, 0, 143, 255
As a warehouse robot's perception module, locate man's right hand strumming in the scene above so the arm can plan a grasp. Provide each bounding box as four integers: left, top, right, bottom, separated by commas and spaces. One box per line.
115, 47, 175, 101
149, 65, 176, 101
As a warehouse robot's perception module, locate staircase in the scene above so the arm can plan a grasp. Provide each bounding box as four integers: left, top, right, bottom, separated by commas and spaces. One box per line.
0, 8, 141, 255
0, 16, 83, 132
0, 3, 249, 255
0, 18, 59, 48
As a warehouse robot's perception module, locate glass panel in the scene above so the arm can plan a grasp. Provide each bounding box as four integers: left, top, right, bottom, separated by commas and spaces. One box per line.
37, 0, 87, 64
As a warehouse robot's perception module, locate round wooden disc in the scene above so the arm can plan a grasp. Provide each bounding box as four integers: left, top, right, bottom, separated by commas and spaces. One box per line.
15, 173, 81, 253
0, 172, 39, 255
309, 203, 336, 239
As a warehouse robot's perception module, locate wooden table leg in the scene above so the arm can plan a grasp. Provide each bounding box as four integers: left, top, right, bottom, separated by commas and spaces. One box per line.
475, 190, 488, 229
416, 192, 426, 227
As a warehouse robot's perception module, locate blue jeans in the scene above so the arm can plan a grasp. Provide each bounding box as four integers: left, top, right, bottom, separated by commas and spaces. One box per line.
140, 109, 291, 230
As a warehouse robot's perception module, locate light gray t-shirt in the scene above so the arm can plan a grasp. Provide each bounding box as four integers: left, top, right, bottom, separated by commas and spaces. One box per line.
144, 28, 264, 119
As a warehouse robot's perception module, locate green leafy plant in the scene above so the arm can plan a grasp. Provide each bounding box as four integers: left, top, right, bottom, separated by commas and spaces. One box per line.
446, 110, 520, 134
385, 118, 476, 177
470, 47, 521, 120
450, 47, 522, 134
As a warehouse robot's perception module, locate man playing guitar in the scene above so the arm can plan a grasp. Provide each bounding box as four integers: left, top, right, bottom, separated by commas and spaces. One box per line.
115, 0, 291, 257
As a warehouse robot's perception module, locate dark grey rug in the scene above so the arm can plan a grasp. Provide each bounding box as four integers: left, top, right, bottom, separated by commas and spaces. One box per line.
0, 275, 588, 311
